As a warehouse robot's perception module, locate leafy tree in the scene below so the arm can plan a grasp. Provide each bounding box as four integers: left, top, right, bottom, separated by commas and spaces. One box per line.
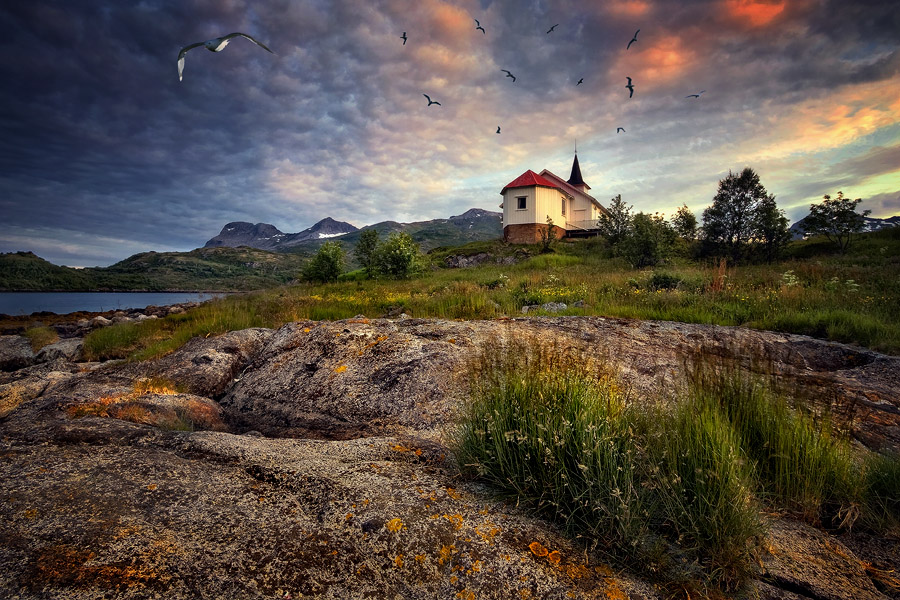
374, 232, 425, 279
597, 194, 633, 246
620, 212, 676, 268
671, 204, 698, 240
301, 241, 346, 283
804, 191, 871, 254
702, 168, 770, 260
753, 195, 791, 262
354, 229, 380, 277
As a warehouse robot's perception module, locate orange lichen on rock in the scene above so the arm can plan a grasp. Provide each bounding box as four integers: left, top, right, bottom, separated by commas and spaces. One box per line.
475, 522, 500, 543
529, 542, 549, 557
443, 514, 464, 530
333, 365, 348, 373
394, 554, 404, 568
547, 550, 561, 564
446, 487, 461, 500
385, 518, 405, 533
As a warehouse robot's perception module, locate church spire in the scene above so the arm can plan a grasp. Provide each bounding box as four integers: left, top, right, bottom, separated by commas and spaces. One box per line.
567, 152, 586, 187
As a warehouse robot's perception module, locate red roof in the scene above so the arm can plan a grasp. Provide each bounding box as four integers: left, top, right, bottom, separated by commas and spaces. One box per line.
501, 170, 559, 194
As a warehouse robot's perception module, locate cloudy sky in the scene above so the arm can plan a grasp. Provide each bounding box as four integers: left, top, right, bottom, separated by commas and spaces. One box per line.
1, 0, 898, 267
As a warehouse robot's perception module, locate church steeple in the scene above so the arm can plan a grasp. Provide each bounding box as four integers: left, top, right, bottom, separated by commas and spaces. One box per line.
566, 149, 590, 191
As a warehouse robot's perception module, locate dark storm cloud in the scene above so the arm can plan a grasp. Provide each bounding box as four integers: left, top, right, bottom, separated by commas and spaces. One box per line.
1, 0, 898, 266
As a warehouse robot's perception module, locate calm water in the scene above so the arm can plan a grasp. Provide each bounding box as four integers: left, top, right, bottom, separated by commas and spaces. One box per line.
0, 292, 224, 316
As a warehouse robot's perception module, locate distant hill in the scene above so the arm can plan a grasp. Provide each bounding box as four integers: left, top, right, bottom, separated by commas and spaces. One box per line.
0, 247, 307, 293
790, 214, 900, 240
2, 209, 503, 293
204, 217, 359, 250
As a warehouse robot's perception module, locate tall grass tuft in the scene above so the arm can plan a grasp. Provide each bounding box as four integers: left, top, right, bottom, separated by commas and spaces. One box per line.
455, 341, 647, 548
686, 365, 859, 523
454, 341, 763, 589
641, 401, 763, 585
861, 452, 900, 533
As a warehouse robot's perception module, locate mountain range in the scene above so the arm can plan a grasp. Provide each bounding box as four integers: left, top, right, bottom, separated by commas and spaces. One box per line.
203, 208, 502, 254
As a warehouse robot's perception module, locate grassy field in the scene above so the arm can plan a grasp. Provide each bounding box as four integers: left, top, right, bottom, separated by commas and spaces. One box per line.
82, 228, 900, 361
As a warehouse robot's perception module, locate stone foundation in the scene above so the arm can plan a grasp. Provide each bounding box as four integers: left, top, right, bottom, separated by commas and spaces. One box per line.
503, 223, 568, 244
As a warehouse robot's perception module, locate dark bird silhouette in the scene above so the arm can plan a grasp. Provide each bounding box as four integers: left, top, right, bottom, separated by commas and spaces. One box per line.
423, 94, 441, 106
475, 19, 485, 34
685, 90, 706, 98
625, 76, 634, 98
547, 24, 559, 34
177, 32, 273, 81
401, 32, 407, 45
497, 126, 501, 134
627, 29, 640, 50
576, 78, 583, 85
501, 69, 517, 82
617, 127, 626, 133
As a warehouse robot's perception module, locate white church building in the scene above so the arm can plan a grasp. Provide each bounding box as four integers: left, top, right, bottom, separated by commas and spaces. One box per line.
500, 153, 608, 244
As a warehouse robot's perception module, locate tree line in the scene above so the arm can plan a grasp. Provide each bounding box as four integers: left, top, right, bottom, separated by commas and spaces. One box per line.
301, 230, 425, 283
595, 167, 871, 267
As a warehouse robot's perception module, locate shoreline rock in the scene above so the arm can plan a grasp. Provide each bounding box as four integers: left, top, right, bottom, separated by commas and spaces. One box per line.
1, 316, 898, 599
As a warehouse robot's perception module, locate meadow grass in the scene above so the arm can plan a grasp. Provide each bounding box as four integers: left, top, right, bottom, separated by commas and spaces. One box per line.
454, 343, 900, 591
83, 228, 900, 360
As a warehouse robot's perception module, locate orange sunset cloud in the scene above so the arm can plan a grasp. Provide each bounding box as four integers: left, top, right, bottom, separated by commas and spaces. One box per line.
726, 0, 786, 27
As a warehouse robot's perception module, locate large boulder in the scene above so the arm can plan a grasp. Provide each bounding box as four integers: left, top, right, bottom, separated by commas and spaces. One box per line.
122, 327, 275, 398
35, 338, 83, 363
219, 319, 475, 438
0, 335, 35, 372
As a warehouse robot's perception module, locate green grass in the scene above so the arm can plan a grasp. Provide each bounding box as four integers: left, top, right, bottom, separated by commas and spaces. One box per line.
81, 228, 900, 361
684, 366, 859, 523
453, 344, 900, 592
23, 326, 58, 351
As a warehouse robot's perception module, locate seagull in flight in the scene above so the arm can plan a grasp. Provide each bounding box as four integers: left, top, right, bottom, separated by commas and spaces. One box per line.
546, 24, 559, 34
501, 69, 517, 82
627, 29, 640, 50
617, 127, 626, 133
177, 32, 273, 81
423, 94, 441, 106
685, 90, 706, 98
576, 78, 583, 86
496, 126, 501, 134
625, 76, 634, 98
475, 19, 485, 34
401, 32, 407, 45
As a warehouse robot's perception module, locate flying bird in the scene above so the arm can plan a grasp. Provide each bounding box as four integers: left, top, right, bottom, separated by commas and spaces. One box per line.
625, 76, 634, 98
685, 90, 706, 98
501, 69, 517, 82
475, 19, 485, 34
497, 126, 501, 134
423, 94, 441, 106
617, 127, 626, 133
401, 32, 407, 45
177, 32, 273, 81
627, 29, 640, 50
576, 78, 583, 86
547, 24, 559, 34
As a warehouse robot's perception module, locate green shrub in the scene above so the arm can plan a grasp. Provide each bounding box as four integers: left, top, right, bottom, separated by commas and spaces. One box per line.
302, 241, 346, 283
648, 271, 682, 291
374, 232, 425, 279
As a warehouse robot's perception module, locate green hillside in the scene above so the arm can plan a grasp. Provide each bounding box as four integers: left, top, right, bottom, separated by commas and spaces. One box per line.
0, 252, 96, 291
0, 247, 307, 292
